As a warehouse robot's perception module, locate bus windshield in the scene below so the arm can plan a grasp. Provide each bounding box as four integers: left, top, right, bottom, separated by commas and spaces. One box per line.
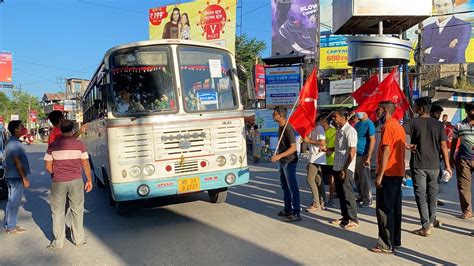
178, 46, 237, 112
110, 47, 177, 116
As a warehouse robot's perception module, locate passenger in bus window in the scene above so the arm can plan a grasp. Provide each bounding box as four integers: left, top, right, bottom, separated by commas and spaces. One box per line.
117, 88, 145, 114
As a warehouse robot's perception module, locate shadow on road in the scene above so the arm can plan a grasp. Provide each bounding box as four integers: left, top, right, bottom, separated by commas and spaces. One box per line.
82, 190, 299, 265
229, 161, 456, 265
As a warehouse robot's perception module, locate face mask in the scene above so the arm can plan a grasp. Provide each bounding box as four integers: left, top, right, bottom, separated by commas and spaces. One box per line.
356, 113, 364, 119
379, 113, 386, 124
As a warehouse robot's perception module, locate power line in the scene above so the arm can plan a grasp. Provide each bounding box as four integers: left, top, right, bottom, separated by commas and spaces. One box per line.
19, 63, 98, 86
15, 58, 75, 72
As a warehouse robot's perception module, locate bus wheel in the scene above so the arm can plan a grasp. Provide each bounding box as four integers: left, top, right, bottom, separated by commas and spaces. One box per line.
208, 188, 228, 203
116, 201, 133, 216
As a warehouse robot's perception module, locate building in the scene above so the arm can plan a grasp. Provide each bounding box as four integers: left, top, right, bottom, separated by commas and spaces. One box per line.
65, 78, 89, 123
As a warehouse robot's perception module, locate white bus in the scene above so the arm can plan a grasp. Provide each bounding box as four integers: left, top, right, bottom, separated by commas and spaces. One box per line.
82, 40, 249, 214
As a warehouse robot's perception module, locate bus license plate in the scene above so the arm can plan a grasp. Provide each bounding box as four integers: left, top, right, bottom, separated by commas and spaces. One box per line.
178, 177, 200, 193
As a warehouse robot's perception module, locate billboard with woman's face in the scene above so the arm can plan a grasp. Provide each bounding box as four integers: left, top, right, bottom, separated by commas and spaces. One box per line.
149, 0, 236, 53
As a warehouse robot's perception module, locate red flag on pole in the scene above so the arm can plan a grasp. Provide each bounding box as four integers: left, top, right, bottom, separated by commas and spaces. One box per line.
356, 68, 409, 121
352, 73, 379, 104
288, 68, 318, 138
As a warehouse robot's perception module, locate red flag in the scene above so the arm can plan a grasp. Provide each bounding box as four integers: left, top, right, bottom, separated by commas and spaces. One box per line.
352, 73, 379, 104
288, 68, 318, 138
356, 69, 409, 121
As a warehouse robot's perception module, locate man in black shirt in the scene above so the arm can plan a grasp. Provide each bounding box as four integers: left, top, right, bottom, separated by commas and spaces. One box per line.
271, 106, 301, 222
404, 97, 452, 237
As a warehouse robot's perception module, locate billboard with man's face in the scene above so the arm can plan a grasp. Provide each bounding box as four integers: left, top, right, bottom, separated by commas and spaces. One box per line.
149, 0, 236, 53
408, 0, 474, 64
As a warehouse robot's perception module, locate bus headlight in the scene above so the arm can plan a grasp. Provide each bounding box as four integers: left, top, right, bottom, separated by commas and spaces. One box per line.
137, 184, 150, 197
143, 164, 155, 176
225, 173, 236, 184
216, 156, 226, 167
129, 165, 142, 178
229, 154, 238, 165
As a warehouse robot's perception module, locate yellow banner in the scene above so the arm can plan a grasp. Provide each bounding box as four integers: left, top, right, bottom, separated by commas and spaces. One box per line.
319, 46, 349, 69
149, 0, 236, 54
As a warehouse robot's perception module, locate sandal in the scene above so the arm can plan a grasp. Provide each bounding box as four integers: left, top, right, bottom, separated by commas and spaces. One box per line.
305, 204, 322, 213
344, 221, 359, 230
331, 218, 348, 225
369, 247, 395, 255
412, 228, 431, 237
460, 211, 472, 219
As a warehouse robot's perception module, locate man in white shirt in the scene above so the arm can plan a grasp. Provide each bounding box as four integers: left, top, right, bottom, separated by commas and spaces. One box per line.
331, 108, 359, 230
303, 116, 326, 212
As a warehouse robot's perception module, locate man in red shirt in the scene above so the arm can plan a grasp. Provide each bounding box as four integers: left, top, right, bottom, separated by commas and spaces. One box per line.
371, 101, 406, 254
44, 119, 93, 249
47, 111, 86, 146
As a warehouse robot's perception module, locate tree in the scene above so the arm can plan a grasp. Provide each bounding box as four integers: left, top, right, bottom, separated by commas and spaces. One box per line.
235, 34, 266, 106
8, 91, 45, 127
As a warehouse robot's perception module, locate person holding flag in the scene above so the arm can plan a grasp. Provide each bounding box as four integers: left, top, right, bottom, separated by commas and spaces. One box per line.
271, 106, 301, 222
271, 68, 319, 222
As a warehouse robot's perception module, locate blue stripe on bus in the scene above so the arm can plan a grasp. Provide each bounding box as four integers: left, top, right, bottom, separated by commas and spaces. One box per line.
111, 167, 250, 201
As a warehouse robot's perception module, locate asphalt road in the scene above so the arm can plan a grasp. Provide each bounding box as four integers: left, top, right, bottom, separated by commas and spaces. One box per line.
0, 143, 473, 265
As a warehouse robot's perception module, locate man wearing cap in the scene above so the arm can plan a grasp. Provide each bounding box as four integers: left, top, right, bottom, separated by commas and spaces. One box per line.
354, 112, 376, 207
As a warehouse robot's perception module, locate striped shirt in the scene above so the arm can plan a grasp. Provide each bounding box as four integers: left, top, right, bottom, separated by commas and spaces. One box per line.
453, 119, 474, 160
333, 122, 358, 172
44, 136, 89, 183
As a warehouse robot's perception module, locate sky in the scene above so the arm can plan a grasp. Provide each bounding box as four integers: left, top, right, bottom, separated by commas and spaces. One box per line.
0, 0, 272, 98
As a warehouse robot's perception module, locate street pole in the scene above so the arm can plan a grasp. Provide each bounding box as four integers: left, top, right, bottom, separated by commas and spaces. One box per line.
378, 21, 384, 81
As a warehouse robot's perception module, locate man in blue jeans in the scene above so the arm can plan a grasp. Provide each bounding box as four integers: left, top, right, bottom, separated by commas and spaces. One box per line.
3, 120, 31, 234
271, 106, 301, 222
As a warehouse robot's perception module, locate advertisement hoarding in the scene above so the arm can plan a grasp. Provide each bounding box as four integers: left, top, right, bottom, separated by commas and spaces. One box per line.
407, 0, 474, 64
320, 0, 349, 69
255, 109, 279, 137
255, 64, 265, 100
330, 78, 362, 95
271, 0, 320, 59
352, 0, 431, 16
0, 52, 12, 83
29, 110, 37, 123
149, 0, 236, 53
265, 66, 301, 107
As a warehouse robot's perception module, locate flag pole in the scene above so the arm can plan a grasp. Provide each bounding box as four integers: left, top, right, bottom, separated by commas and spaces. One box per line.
273, 94, 301, 156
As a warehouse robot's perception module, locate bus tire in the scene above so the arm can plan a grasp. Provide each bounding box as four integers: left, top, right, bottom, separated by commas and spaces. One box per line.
116, 201, 133, 216
208, 188, 228, 203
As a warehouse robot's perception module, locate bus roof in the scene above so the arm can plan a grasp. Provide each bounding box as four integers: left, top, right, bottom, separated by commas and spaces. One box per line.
104, 39, 233, 61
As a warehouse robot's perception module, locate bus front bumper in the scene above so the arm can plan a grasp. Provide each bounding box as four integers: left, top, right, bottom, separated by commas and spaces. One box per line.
111, 167, 250, 202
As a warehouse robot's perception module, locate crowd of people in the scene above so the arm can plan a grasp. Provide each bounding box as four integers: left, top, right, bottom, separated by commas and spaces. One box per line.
2, 99, 473, 254
270, 98, 473, 254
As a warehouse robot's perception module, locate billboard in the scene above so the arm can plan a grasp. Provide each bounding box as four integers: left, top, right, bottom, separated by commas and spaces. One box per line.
149, 0, 236, 53
319, 0, 349, 69
408, 0, 474, 64
330, 78, 362, 95
255, 64, 265, 100
0, 52, 12, 83
271, 0, 320, 58
265, 66, 301, 107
